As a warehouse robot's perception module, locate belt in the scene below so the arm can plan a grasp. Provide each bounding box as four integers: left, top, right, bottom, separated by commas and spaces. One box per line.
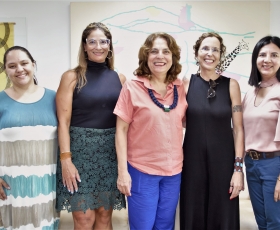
246, 150, 280, 160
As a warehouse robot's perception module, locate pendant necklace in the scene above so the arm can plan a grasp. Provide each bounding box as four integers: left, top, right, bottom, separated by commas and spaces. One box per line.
148, 86, 178, 112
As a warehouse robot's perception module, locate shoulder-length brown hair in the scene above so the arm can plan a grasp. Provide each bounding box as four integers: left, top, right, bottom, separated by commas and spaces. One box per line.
134, 32, 182, 83
74, 22, 114, 90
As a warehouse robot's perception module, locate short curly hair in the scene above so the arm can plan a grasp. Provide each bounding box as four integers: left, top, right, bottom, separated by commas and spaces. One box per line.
133, 32, 182, 83
193, 32, 226, 71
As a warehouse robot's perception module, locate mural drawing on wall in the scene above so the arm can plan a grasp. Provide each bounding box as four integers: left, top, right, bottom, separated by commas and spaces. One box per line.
0, 22, 14, 92
71, 2, 270, 95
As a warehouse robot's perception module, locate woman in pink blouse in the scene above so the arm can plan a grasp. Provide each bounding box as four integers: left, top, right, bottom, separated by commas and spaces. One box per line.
114, 32, 187, 230
243, 35, 280, 230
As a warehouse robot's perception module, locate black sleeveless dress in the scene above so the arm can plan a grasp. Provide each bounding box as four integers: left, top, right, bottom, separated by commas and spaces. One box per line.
180, 74, 239, 230
56, 60, 126, 212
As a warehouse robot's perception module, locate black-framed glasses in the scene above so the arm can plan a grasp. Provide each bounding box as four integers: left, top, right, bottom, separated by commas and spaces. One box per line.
207, 79, 218, 98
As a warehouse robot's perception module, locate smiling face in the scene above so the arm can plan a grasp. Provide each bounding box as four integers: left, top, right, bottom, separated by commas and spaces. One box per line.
5, 50, 35, 87
84, 29, 109, 63
257, 43, 280, 81
147, 37, 173, 79
196, 37, 221, 72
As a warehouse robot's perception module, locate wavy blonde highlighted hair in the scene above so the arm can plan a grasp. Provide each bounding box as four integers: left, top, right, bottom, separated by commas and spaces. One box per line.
74, 22, 114, 90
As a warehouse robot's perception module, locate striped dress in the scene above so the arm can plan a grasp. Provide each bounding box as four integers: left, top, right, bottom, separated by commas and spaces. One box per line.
0, 88, 59, 230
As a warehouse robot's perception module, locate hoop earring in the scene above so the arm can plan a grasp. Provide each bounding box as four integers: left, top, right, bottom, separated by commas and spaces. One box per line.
107, 50, 113, 59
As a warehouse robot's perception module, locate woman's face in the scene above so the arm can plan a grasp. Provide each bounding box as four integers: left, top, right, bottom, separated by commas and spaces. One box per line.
84, 29, 110, 63
257, 43, 280, 80
147, 37, 173, 78
5, 50, 35, 87
196, 37, 221, 72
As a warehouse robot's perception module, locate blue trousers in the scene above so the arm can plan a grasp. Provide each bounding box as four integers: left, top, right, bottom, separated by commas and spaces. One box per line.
245, 155, 280, 230
127, 163, 181, 230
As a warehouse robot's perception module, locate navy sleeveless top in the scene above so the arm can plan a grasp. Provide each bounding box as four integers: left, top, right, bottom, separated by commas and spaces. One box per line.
70, 60, 122, 129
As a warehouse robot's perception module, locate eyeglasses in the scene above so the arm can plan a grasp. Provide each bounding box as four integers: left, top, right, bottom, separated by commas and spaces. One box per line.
86, 39, 110, 48
207, 79, 218, 98
200, 46, 220, 54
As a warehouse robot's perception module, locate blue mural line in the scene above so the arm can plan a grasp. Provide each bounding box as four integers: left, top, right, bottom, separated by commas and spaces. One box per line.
123, 20, 186, 31
236, 52, 252, 55
121, 18, 150, 27
102, 5, 255, 38
108, 23, 255, 38
101, 5, 178, 23
224, 70, 250, 79
107, 23, 152, 34
214, 31, 255, 37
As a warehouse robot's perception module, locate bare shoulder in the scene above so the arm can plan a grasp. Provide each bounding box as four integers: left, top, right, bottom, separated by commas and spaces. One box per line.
60, 70, 77, 87
229, 78, 241, 93
229, 78, 241, 102
182, 75, 190, 95
61, 70, 77, 82
118, 73, 126, 85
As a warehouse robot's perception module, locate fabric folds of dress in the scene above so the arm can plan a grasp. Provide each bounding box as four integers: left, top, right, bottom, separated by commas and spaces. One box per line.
0, 89, 59, 230
180, 74, 239, 230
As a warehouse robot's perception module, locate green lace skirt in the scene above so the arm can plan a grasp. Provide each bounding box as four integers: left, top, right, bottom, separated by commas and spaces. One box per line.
56, 126, 126, 212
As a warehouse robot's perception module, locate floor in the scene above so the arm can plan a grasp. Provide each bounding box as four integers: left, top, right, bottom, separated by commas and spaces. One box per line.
58, 198, 258, 230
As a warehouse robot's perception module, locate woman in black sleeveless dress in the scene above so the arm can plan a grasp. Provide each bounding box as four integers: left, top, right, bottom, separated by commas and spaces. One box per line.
180, 32, 244, 230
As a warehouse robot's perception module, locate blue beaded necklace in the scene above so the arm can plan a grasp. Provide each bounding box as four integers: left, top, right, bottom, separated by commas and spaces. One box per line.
148, 85, 178, 112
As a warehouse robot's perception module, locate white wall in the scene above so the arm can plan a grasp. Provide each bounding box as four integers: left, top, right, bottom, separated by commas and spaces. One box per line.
0, 1, 70, 90
0, 0, 279, 90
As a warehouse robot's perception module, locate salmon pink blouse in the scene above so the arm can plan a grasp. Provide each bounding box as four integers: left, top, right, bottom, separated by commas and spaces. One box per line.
114, 76, 188, 176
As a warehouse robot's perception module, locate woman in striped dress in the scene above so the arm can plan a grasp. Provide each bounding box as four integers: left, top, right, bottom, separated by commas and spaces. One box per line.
0, 46, 59, 230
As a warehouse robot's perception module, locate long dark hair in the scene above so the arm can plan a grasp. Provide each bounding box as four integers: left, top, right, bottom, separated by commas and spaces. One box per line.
249, 36, 280, 87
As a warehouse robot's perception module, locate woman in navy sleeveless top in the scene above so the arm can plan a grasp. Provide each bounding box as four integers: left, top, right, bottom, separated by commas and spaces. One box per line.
56, 22, 126, 229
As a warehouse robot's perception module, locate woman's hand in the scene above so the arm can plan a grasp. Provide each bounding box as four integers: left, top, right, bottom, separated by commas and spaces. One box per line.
274, 179, 280, 202
117, 170, 132, 197
229, 172, 244, 200
0, 178, 10, 200
61, 159, 81, 194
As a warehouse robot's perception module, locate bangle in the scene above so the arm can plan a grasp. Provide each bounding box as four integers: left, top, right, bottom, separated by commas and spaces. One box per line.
60, 152, 72, 161
234, 157, 243, 172
60, 150, 71, 154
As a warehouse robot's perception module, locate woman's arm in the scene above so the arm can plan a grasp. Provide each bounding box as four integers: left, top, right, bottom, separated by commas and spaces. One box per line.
115, 116, 131, 196
182, 76, 189, 128
0, 178, 10, 200
274, 177, 280, 202
229, 79, 245, 199
182, 75, 190, 95
56, 70, 80, 194
118, 73, 126, 86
